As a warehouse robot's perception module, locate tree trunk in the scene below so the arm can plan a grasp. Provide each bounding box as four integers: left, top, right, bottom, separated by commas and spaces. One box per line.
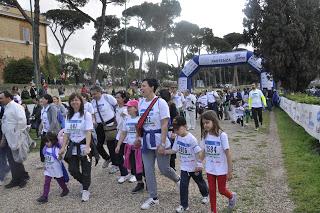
138, 50, 144, 80
90, 0, 107, 84
151, 49, 160, 78
34, 0, 40, 87
233, 66, 239, 86
204, 70, 208, 87
60, 45, 65, 73
212, 69, 217, 87
218, 68, 222, 84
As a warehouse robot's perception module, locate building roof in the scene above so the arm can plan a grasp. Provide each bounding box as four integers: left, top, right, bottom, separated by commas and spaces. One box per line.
0, 3, 50, 25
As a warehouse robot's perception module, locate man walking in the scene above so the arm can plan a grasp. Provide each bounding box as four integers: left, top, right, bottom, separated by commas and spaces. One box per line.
0, 91, 30, 188
248, 83, 267, 131
184, 89, 197, 130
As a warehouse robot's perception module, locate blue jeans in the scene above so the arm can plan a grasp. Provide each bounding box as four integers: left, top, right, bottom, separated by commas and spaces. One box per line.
180, 170, 209, 208
0, 147, 10, 181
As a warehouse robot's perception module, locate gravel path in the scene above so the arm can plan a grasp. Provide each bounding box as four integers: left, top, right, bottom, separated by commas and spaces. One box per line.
0, 112, 294, 212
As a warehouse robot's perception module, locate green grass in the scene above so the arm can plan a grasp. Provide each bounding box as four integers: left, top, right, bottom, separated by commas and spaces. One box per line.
260, 110, 270, 133
284, 93, 320, 105
275, 108, 320, 212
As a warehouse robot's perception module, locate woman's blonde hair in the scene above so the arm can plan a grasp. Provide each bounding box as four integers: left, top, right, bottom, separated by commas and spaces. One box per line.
200, 110, 223, 139
53, 96, 61, 105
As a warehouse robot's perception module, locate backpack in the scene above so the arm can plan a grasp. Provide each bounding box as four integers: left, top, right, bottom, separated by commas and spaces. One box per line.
43, 145, 69, 183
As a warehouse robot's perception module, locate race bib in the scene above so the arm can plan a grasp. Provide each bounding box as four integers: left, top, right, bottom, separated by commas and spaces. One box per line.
65, 119, 82, 134
205, 140, 221, 158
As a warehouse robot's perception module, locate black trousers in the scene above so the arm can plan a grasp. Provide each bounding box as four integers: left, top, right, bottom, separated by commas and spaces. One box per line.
95, 124, 111, 162
208, 102, 218, 114
40, 132, 47, 162
237, 116, 244, 126
252, 107, 263, 128
68, 155, 92, 190
129, 149, 143, 181
180, 170, 208, 208
115, 142, 128, 176
4, 143, 29, 183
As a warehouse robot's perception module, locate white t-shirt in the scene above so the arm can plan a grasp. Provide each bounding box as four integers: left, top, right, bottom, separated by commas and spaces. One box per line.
207, 91, 218, 103
43, 147, 63, 178
122, 116, 139, 145
65, 112, 93, 156
84, 102, 94, 115
172, 93, 185, 109
13, 94, 22, 104
200, 132, 230, 175
249, 89, 264, 108
91, 94, 117, 125
185, 94, 197, 110
41, 105, 50, 133
172, 133, 202, 172
116, 106, 128, 140
197, 95, 208, 108
138, 97, 171, 149
235, 106, 244, 117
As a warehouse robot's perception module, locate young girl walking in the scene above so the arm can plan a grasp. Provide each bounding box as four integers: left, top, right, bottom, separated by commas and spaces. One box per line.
37, 132, 69, 203
115, 99, 144, 193
200, 110, 237, 213
163, 116, 209, 212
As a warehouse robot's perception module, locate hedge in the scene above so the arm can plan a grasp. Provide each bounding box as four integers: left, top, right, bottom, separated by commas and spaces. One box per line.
4, 58, 33, 84
284, 93, 320, 105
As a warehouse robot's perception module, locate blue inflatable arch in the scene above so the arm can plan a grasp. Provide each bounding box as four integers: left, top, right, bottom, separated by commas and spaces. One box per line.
178, 50, 274, 91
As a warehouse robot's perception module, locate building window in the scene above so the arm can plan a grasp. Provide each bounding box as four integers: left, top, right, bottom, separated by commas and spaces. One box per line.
22, 27, 30, 42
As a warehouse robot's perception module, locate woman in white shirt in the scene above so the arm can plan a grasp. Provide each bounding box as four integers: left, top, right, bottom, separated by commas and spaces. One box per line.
59, 93, 94, 202
114, 91, 131, 182
137, 79, 180, 210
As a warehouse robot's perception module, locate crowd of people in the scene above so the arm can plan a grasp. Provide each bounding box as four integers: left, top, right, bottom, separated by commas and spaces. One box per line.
0, 79, 272, 213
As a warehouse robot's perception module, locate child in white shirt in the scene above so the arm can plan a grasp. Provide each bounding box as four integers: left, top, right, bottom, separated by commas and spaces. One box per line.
235, 101, 245, 127
164, 116, 209, 212
200, 110, 237, 213
37, 132, 69, 203
115, 99, 144, 193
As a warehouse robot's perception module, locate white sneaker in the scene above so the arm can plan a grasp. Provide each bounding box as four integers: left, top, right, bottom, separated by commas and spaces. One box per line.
109, 165, 119, 174
81, 190, 90, 202
129, 175, 137, 183
141, 198, 159, 210
176, 205, 189, 212
228, 192, 237, 209
118, 175, 130, 184
201, 196, 209, 204
102, 159, 110, 168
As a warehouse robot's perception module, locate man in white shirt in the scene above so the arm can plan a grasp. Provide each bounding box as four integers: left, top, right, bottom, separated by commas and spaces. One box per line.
171, 86, 185, 117
248, 83, 267, 130
206, 90, 219, 114
90, 86, 117, 169
0, 91, 30, 188
184, 89, 197, 130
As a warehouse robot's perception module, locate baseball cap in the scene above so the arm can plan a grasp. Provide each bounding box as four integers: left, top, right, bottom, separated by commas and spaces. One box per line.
126, 99, 139, 108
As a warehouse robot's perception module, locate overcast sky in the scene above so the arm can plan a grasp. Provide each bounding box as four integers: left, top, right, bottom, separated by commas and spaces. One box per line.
18, 0, 248, 65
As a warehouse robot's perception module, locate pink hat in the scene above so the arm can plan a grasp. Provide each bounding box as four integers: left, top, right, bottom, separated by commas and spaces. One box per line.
126, 99, 139, 108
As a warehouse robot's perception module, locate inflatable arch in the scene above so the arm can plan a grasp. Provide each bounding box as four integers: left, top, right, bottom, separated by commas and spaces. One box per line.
178, 50, 274, 91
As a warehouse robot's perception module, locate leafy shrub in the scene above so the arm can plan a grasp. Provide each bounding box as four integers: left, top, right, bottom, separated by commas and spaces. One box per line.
284, 93, 320, 105
4, 58, 33, 84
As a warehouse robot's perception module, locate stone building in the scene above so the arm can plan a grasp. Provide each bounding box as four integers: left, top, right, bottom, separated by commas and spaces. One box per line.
0, 3, 49, 83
